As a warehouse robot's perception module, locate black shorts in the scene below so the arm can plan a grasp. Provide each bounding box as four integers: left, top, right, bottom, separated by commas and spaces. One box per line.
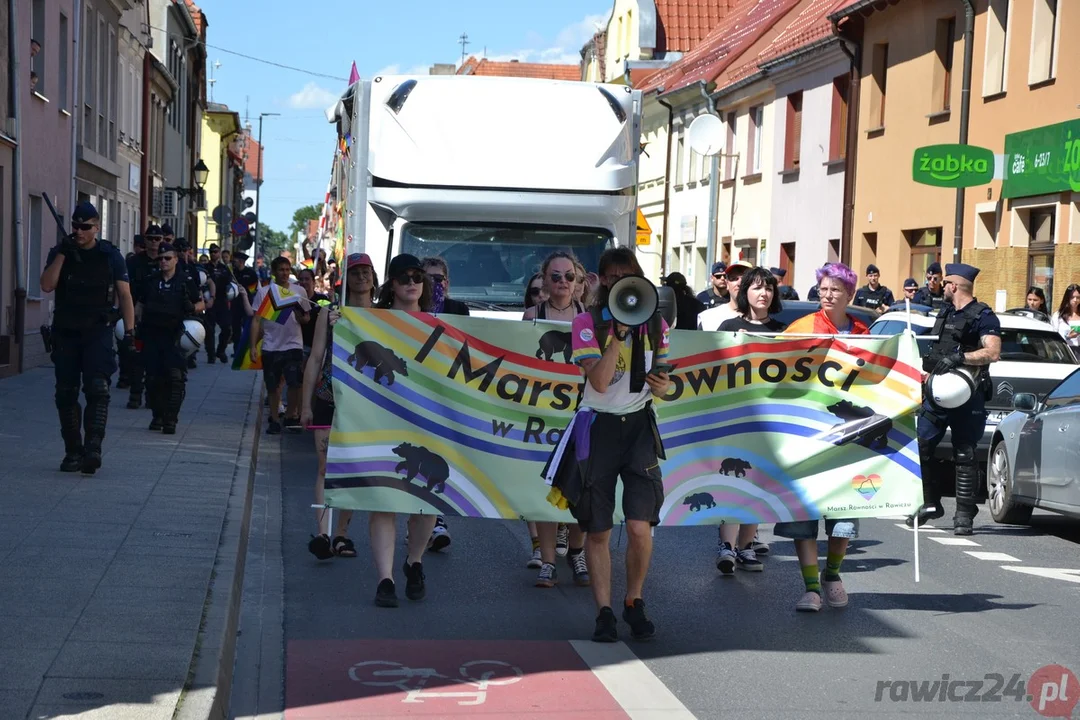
310, 395, 335, 429
262, 349, 304, 391
574, 407, 664, 534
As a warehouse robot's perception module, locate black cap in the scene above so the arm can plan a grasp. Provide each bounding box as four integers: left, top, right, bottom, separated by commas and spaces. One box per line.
664, 272, 688, 288
710, 261, 727, 275
158, 242, 175, 255
945, 263, 980, 283
208, 243, 220, 251
769, 266, 787, 278
72, 201, 99, 222
903, 277, 918, 289
232, 251, 249, 261
926, 262, 943, 275
388, 253, 423, 278
173, 238, 190, 251
866, 264, 880, 274
160, 223, 175, 236
144, 224, 163, 238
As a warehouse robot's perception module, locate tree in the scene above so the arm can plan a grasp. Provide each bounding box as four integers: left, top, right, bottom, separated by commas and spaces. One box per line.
289, 204, 324, 236
258, 224, 290, 256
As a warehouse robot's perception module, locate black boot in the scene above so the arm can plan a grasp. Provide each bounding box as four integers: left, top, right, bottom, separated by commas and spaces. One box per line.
81, 378, 110, 474
906, 452, 944, 527
58, 402, 84, 472
953, 446, 980, 536
147, 378, 165, 431
162, 369, 186, 435
216, 333, 230, 364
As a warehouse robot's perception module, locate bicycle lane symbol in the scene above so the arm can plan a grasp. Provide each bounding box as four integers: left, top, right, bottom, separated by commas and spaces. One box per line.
348, 659, 524, 707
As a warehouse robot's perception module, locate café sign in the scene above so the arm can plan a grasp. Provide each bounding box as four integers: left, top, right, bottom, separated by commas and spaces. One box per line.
1002, 118, 1080, 199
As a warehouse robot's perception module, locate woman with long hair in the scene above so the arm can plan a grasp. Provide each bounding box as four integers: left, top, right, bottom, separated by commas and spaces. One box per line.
301, 253, 378, 560
369, 254, 436, 607
524, 272, 547, 309
1055, 284, 1080, 360
1026, 287, 1047, 313
523, 251, 590, 587
777, 263, 868, 613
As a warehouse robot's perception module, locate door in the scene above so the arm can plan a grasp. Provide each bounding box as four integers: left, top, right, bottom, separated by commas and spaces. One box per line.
780, 242, 795, 282
1027, 208, 1055, 303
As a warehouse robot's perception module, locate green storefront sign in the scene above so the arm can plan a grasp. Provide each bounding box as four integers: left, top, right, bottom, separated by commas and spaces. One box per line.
1002, 118, 1080, 199
912, 144, 995, 187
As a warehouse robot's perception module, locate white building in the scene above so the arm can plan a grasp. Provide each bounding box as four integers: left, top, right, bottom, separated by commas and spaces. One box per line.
117, 1, 149, 254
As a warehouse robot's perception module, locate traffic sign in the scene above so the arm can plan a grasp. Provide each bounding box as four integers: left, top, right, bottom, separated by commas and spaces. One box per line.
231, 217, 250, 236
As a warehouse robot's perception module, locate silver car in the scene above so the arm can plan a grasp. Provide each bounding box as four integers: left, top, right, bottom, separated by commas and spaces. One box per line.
987, 367, 1080, 524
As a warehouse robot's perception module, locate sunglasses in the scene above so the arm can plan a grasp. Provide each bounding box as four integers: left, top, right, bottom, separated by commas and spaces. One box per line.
426, 274, 446, 284
394, 272, 425, 285
550, 272, 576, 283
73, 222, 96, 231
712, 274, 726, 279
159, 255, 176, 262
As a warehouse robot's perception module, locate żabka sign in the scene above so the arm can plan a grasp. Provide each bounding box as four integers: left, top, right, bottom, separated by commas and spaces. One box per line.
912, 144, 995, 187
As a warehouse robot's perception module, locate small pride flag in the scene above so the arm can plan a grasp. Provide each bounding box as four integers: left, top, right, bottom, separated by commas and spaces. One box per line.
231, 318, 262, 371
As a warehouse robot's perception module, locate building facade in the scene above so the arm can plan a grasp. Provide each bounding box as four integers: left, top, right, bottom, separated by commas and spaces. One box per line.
0, 1, 14, 374
116, 0, 148, 255
196, 102, 240, 252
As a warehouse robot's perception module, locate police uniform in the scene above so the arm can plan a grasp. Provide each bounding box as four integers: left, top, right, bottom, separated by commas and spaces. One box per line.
230, 253, 259, 358
807, 285, 821, 302
138, 243, 200, 433
695, 261, 730, 309
173, 240, 201, 369
203, 254, 233, 363
47, 202, 131, 473
124, 224, 164, 407
770, 267, 800, 301
910, 262, 1001, 534
912, 262, 948, 311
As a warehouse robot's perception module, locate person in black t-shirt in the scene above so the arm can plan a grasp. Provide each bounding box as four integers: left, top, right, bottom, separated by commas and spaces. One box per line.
853, 264, 895, 315
296, 269, 331, 364
663, 271, 705, 330
717, 266, 787, 335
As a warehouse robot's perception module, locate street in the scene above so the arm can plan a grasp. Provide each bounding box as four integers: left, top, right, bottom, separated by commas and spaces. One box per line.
229, 426, 1080, 720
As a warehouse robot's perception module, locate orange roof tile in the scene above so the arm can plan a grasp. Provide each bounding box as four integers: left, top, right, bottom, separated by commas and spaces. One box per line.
181, 0, 205, 34
456, 56, 580, 82
628, 67, 661, 87
723, 0, 849, 85
641, 0, 802, 94
654, 0, 741, 53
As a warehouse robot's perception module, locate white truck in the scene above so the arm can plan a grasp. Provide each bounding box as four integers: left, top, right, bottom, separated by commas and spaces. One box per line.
327, 74, 642, 316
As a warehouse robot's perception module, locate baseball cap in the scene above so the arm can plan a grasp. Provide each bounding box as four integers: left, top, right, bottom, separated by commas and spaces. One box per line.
926, 262, 943, 275
144, 224, 163, 238
232, 251, 249, 261
160, 223, 175, 236
903, 277, 919, 289
388, 253, 423, 278
726, 260, 753, 276
867, 264, 880, 274
710, 261, 727, 276
347, 252, 373, 270
72, 201, 99, 223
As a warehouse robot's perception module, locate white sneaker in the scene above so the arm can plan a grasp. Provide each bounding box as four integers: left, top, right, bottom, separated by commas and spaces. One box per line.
555, 523, 570, 557
427, 517, 451, 552
526, 547, 542, 569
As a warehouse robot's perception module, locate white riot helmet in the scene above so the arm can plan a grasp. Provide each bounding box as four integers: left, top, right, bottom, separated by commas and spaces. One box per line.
178, 319, 206, 357
114, 318, 126, 341
924, 365, 979, 410
198, 269, 208, 289
227, 282, 239, 301
203, 288, 213, 303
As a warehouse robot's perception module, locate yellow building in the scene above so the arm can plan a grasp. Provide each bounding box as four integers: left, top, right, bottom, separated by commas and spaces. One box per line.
197, 103, 242, 253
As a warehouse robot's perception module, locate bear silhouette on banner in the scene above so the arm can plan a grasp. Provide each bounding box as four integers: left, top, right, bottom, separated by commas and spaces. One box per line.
348, 341, 409, 386
683, 492, 716, 512
536, 330, 573, 363
393, 442, 450, 493
719, 457, 752, 477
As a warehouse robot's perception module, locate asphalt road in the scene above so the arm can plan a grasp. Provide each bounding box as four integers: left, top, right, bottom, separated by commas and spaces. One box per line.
231, 429, 1080, 719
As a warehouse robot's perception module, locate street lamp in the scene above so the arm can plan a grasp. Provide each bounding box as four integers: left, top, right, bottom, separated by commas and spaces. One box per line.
167, 159, 210, 198
253, 112, 280, 261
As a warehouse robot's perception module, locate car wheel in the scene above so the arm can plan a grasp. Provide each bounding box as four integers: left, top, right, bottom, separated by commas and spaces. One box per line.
987, 442, 1033, 525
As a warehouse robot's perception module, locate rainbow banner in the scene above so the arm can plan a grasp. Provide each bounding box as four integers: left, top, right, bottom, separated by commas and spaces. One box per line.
325, 309, 924, 524
231, 318, 263, 371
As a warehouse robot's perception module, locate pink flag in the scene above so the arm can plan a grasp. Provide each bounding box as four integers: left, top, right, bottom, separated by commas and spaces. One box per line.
348, 62, 360, 84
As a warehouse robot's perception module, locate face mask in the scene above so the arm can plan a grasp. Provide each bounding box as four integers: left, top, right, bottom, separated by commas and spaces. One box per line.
431, 281, 446, 313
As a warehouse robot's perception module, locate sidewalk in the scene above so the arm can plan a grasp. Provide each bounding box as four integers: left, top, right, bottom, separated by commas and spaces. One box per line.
0, 359, 262, 719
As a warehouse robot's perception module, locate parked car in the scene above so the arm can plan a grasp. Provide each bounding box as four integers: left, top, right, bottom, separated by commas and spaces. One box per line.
987, 370, 1080, 524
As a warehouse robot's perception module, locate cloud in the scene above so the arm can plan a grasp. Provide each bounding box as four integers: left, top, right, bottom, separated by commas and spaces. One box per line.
480, 12, 611, 66
287, 82, 340, 109
373, 63, 431, 77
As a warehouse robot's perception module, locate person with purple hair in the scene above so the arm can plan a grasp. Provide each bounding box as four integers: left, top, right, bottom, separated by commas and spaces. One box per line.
777, 262, 868, 613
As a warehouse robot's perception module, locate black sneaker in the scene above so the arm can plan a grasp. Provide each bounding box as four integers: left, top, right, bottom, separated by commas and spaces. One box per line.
716, 541, 736, 575
283, 416, 303, 433
403, 561, 426, 601
736, 545, 764, 572
207, 355, 216, 364
217, 352, 229, 364
266, 419, 282, 435
622, 599, 656, 641
149, 417, 163, 431
60, 453, 83, 473
592, 606, 618, 643
375, 578, 398, 608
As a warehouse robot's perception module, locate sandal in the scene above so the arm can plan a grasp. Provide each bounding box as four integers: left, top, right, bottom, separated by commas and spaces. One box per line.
332, 536, 357, 558
821, 574, 849, 608
308, 533, 333, 560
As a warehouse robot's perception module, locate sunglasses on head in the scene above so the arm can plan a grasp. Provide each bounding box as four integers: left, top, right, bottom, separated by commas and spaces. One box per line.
395, 271, 424, 285
73, 222, 96, 231
550, 272, 576, 283
426, 273, 446, 284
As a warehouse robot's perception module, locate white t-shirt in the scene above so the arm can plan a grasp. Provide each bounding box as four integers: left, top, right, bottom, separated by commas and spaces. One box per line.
253, 282, 308, 352
571, 312, 670, 415
1055, 315, 1080, 348
698, 302, 740, 331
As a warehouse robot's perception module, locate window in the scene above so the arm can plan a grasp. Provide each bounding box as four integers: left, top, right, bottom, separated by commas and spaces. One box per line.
780, 242, 795, 281
933, 17, 956, 112
870, 43, 889, 129
1044, 368, 1080, 409
906, 227, 942, 280
983, 0, 1010, 96
975, 210, 998, 249
724, 112, 736, 180
29, 196, 43, 298
32, 0, 46, 94
783, 92, 802, 171
999, 329, 1074, 366
862, 232, 878, 269
689, 149, 700, 183
1028, 208, 1056, 302
58, 13, 68, 110
1029, 0, 1058, 84
119, 57, 127, 138
108, 28, 117, 158
829, 75, 850, 161
617, 16, 624, 58
675, 129, 685, 186
747, 105, 763, 175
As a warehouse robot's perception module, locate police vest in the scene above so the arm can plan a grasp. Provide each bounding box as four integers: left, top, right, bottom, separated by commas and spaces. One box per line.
142, 274, 189, 329
925, 301, 993, 397
209, 262, 232, 299
54, 242, 116, 330
914, 287, 947, 311
855, 285, 890, 310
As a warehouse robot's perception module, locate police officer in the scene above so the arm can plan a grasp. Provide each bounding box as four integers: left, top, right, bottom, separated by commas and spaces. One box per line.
125, 224, 164, 408
135, 242, 203, 434
173, 239, 202, 369
229, 251, 259, 358
913, 262, 948, 311
39, 202, 135, 474
695, 262, 730, 309
907, 263, 1001, 535
771, 267, 800, 301
853, 264, 895, 315
203, 243, 233, 363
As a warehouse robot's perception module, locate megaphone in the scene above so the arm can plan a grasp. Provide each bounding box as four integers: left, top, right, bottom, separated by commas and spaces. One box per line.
608, 276, 659, 328
924, 365, 979, 410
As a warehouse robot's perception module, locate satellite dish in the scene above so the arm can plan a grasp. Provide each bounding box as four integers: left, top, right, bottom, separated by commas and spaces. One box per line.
211, 206, 232, 225
244, 211, 257, 223
688, 114, 726, 157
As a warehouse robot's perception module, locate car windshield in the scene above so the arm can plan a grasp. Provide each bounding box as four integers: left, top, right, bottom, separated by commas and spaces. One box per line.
869, 320, 935, 354
869, 320, 1075, 364
399, 223, 612, 308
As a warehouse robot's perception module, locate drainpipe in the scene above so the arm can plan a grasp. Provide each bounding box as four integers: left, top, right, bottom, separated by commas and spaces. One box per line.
69, 0, 82, 210
140, 0, 152, 226
833, 19, 862, 268
9, 0, 26, 371
698, 82, 720, 272
657, 91, 674, 276
953, 0, 976, 265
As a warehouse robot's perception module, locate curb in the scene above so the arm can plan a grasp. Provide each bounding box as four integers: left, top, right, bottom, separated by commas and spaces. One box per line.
175, 374, 264, 720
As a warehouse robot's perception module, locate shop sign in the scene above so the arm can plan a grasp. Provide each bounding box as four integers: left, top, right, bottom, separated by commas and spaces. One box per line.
912, 144, 995, 187
1002, 118, 1080, 199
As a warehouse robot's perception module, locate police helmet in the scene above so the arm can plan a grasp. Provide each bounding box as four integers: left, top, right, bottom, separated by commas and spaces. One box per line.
202, 288, 213, 304
179, 319, 206, 357
924, 366, 979, 410
198, 269, 208, 288
114, 319, 126, 341
227, 282, 240, 301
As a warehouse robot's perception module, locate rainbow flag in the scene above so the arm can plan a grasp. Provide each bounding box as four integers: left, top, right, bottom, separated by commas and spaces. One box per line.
231, 318, 262, 371
256, 283, 308, 325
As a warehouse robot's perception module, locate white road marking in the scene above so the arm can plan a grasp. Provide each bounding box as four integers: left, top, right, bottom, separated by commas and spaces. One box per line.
570, 640, 696, 720
877, 515, 910, 520
895, 523, 945, 533
1001, 567, 1080, 584
965, 551, 1020, 562
928, 537, 981, 546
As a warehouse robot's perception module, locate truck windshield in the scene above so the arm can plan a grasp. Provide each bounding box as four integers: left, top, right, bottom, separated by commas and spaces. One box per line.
399, 223, 613, 308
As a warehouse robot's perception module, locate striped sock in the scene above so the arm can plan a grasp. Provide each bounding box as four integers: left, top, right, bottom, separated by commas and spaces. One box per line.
824, 551, 844, 581
530, 536, 540, 551
801, 564, 821, 594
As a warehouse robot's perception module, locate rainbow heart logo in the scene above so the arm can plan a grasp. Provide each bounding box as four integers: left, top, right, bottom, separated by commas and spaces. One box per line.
851, 474, 883, 501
